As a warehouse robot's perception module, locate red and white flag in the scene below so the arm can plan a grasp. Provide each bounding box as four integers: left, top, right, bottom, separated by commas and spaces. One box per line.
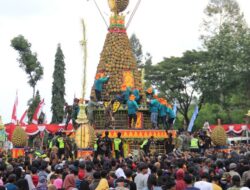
11, 92, 18, 124
32, 99, 45, 124
20, 110, 28, 125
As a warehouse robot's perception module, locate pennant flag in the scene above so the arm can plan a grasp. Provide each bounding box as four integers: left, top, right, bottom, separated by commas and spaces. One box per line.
19, 110, 28, 125
187, 106, 199, 132
172, 101, 177, 116
11, 92, 18, 124
32, 99, 45, 124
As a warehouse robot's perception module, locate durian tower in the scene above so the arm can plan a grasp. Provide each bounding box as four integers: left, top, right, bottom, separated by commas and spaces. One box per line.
91, 0, 144, 101
211, 118, 227, 146
12, 125, 28, 147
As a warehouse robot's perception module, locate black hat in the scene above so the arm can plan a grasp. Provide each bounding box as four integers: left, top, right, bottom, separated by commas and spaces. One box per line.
116, 177, 125, 183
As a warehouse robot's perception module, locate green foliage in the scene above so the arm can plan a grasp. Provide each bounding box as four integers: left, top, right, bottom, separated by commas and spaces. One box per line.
145, 50, 204, 125
130, 34, 143, 68
27, 91, 41, 123
51, 44, 66, 123
11, 35, 44, 98
199, 0, 250, 108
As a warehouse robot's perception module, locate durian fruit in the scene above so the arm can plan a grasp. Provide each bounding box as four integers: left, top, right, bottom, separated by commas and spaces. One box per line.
211, 125, 227, 146
116, 0, 129, 13
75, 124, 95, 149
12, 126, 27, 147
108, 0, 129, 13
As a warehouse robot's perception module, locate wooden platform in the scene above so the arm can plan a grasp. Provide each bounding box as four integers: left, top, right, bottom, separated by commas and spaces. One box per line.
95, 129, 176, 139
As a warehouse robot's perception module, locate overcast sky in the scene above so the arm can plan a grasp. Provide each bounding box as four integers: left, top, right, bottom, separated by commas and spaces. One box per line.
0, 0, 250, 123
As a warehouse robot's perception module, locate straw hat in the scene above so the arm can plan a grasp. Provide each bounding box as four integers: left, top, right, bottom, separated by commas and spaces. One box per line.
246, 110, 250, 117
153, 94, 158, 99
95, 73, 101, 79
121, 84, 127, 91
129, 94, 136, 101
146, 87, 153, 93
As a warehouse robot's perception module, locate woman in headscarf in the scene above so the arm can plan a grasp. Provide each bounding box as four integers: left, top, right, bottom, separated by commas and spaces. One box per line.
24, 174, 35, 190
63, 174, 77, 190
175, 169, 187, 190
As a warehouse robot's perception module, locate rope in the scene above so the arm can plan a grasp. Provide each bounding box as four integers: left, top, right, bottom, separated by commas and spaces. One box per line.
92, 0, 109, 28
126, 0, 142, 29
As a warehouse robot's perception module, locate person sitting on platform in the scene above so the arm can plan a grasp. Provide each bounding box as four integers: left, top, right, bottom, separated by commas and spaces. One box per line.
146, 87, 155, 100
148, 95, 160, 129
127, 94, 139, 129
71, 98, 80, 129
94, 73, 110, 102
114, 132, 124, 159
140, 136, 154, 156
165, 103, 176, 130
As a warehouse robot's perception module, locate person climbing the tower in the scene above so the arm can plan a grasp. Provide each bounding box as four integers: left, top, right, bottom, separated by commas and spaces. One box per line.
114, 132, 124, 159
165, 103, 176, 130
94, 72, 110, 103
127, 94, 139, 128
148, 94, 160, 129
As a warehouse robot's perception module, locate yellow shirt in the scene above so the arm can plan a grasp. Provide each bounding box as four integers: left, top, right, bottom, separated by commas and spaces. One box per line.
212, 183, 222, 190
95, 178, 109, 190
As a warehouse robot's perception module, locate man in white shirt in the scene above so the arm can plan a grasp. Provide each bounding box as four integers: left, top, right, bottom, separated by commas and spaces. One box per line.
194, 173, 213, 190
134, 163, 149, 190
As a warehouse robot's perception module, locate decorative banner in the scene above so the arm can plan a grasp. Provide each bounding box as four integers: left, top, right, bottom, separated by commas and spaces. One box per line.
98, 129, 176, 139
135, 112, 143, 129
112, 101, 121, 113
12, 148, 24, 158
123, 142, 129, 158
103, 100, 121, 113
77, 149, 93, 158
209, 124, 250, 134
122, 70, 134, 88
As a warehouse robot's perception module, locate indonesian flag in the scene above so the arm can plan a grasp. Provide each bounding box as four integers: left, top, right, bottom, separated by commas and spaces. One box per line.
11, 93, 18, 124
32, 99, 45, 124
20, 110, 28, 125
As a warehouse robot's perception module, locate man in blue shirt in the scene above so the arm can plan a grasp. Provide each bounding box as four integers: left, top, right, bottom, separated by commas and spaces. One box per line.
94, 73, 110, 102
165, 104, 176, 130
149, 95, 160, 129
127, 94, 139, 128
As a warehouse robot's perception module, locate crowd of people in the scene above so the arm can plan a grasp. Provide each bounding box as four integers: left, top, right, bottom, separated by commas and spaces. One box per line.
1, 137, 250, 190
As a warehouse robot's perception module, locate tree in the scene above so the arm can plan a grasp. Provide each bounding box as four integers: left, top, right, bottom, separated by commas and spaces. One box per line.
11, 35, 44, 98
145, 50, 205, 126
27, 91, 41, 123
143, 52, 153, 89
130, 34, 143, 68
51, 44, 66, 123
199, 0, 250, 117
